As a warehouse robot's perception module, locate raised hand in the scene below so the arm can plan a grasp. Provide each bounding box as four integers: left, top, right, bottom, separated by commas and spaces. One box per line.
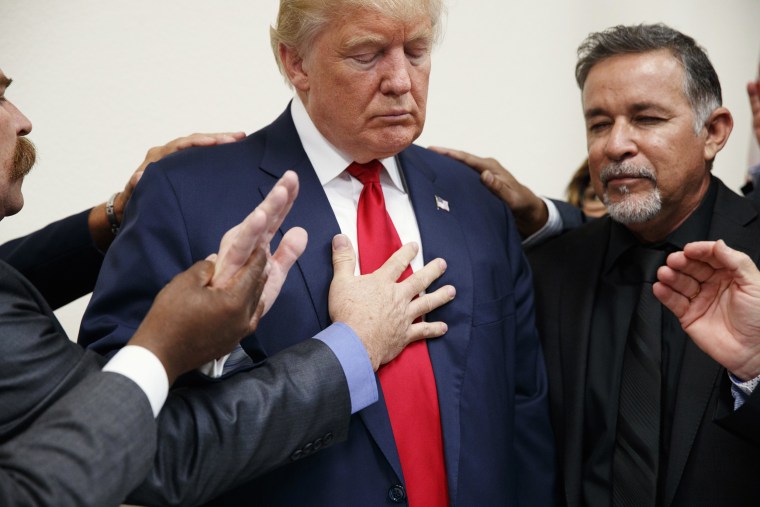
211, 170, 307, 328
653, 240, 760, 380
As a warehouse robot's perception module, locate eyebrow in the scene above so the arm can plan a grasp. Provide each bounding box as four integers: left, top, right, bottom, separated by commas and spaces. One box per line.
342, 28, 433, 52
584, 102, 669, 120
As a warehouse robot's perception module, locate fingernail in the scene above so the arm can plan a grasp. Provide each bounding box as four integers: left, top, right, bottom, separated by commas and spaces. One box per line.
333, 234, 349, 250
440, 323, 448, 334
447, 286, 456, 299
438, 259, 447, 271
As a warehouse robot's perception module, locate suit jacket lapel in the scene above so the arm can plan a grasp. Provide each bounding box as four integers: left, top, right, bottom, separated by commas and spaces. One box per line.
398, 149, 474, 501
559, 219, 609, 506
663, 181, 760, 506
258, 107, 404, 480
258, 107, 342, 331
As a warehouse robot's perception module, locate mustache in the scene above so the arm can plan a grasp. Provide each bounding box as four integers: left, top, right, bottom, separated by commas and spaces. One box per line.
11, 137, 36, 181
599, 162, 656, 186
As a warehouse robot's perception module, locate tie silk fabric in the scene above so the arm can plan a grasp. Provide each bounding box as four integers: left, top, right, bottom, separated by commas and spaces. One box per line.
612, 246, 667, 507
347, 160, 449, 506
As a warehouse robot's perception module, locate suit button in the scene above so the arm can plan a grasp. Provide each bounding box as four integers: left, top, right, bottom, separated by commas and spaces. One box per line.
304, 443, 314, 455
290, 449, 303, 461
323, 432, 334, 445
388, 484, 406, 503
313, 437, 323, 451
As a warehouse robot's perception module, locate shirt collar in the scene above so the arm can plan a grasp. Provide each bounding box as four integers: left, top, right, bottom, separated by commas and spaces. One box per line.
290, 95, 405, 191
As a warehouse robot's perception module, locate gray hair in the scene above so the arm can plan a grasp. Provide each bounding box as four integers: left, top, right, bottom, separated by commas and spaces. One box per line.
270, 0, 445, 86
575, 23, 722, 133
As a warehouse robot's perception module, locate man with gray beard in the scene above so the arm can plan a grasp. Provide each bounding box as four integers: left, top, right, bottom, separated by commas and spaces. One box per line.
524, 24, 760, 506
437, 23, 760, 506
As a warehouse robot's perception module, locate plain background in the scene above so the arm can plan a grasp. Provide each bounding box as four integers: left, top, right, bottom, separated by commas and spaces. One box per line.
2, 0, 759, 339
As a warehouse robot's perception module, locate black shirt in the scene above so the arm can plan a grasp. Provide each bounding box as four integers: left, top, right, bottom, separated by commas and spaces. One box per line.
581, 178, 718, 506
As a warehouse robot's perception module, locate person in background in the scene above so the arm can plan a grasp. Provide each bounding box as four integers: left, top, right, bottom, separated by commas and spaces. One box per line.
565, 158, 607, 218
742, 63, 760, 199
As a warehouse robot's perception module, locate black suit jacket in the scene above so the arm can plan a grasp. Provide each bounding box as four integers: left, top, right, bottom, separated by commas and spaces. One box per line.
529, 179, 760, 506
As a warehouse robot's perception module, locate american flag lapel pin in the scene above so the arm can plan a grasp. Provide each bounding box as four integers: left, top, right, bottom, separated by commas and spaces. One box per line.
435, 195, 450, 212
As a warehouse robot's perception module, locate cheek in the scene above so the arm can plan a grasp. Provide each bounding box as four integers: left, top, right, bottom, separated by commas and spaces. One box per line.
0, 176, 24, 219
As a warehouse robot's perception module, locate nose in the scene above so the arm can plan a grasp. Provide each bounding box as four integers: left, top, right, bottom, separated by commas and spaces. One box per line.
11, 101, 32, 136
379, 49, 412, 96
603, 120, 637, 162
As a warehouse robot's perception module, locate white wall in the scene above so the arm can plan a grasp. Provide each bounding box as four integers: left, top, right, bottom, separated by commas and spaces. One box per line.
2, 0, 759, 339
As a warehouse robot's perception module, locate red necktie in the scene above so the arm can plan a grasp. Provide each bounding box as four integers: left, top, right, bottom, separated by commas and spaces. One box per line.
347, 160, 449, 506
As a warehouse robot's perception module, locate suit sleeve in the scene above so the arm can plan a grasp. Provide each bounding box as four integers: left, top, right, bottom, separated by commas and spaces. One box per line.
505, 208, 558, 505
0, 373, 155, 507
0, 261, 156, 507
715, 372, 760, 446
78, 167, 196, 355
127, 338, 352, 506
0, 209, 103, 309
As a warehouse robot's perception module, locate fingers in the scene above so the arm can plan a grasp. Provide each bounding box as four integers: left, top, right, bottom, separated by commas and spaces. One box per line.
663, 249, 715, 283
184, 259, 217, 287
212, 208, 268, 286
652, 281, 688, 319
260, 227, 308, 317
331, 234, 358, 279
272, 227, 308, 271
406, 320, 449, 343
681, 240, 749, 273
428, 146, 491, 175
172, 132, 246, 151
211, 171, 301, 287
654, 265, 701, 309
259, 171, 299, 240
399, 256, 447, 298
226, 246, 269, 312
375, 242, 419, 280
408, 284, 456, 319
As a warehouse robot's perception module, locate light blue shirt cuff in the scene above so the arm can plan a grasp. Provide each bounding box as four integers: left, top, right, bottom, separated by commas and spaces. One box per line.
522, 197, 563, 248
728, 371, 760, 410
314, 322, 378, 414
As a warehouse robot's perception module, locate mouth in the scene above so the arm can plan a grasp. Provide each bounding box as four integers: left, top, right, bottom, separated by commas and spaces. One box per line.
376, 112, 412, 121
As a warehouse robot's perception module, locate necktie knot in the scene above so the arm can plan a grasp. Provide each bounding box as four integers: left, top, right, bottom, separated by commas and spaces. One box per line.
621, 246, 669, 284
347, 160, 383, 185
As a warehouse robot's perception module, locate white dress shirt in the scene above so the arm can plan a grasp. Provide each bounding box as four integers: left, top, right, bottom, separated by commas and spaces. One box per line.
290, 95, 424, 274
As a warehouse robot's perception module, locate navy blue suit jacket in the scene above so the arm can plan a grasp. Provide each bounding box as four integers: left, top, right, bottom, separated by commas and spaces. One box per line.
80, 106, 555, 506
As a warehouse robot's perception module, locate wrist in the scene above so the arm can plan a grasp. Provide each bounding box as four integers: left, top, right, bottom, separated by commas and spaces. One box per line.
106, 192, 121, 236
514, 194, 549, 237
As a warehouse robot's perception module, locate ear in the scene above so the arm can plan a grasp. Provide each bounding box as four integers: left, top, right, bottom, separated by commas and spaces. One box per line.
279, 43, 309, 92
703, 106, 733, 163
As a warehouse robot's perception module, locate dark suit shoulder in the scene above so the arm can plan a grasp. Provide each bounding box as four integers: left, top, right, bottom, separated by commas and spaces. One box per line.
403, 144, 483, 185
528, 218, 610, 267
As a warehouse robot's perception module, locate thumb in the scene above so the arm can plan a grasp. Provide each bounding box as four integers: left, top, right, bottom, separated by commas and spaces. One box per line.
332, 234, 356, 278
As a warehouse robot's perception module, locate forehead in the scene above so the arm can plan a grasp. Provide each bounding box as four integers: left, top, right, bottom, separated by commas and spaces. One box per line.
581, 50, 688, 111
323, 6, 433, 48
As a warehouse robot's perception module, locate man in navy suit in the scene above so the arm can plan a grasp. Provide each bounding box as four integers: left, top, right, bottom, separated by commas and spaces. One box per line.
79, 0, 555, 505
